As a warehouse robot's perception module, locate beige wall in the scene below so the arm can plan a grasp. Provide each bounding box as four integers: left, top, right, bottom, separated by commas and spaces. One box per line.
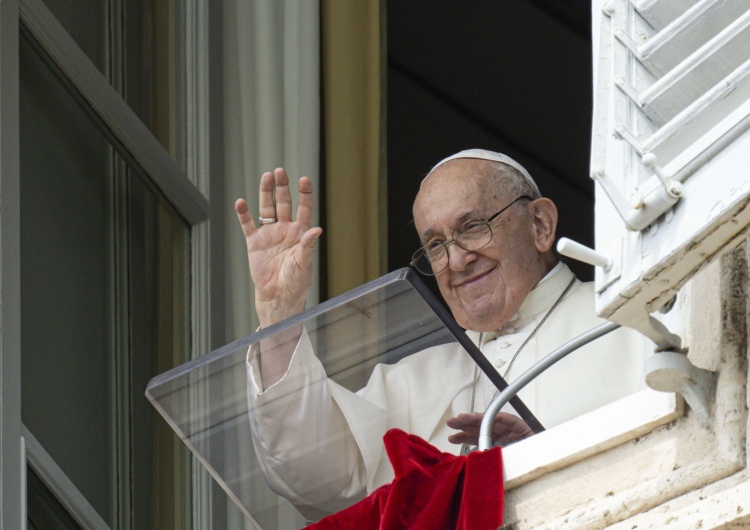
502, 243, 750, 529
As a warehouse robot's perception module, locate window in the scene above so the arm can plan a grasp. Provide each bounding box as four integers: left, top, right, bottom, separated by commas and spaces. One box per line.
1, 0, 218, 527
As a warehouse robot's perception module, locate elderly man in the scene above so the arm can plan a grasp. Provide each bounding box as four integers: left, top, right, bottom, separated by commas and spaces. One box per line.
235, 149, 648, 514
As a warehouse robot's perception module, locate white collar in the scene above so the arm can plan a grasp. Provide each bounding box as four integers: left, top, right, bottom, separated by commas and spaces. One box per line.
466, 262, 577, 342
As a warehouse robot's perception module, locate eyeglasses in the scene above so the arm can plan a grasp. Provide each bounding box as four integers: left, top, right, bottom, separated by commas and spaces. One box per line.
410, 195, 532, 276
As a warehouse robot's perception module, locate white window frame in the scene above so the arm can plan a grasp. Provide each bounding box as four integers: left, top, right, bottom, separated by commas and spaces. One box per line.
589, 0, 750, 342
503, 389, 680, 487
499, 251, 748, 528
504, 0, 750, 520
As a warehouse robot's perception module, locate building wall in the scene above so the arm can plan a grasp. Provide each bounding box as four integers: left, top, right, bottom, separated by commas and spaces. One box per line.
502, 243, 749, 529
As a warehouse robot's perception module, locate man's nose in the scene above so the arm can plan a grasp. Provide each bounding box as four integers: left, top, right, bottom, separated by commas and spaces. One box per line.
446, 242, 476, 271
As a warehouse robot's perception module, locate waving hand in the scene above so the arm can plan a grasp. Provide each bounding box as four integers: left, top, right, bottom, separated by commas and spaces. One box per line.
235, 168, 322, 329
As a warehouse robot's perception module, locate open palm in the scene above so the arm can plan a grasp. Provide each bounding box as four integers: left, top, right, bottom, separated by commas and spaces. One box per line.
235, 168, 322, 328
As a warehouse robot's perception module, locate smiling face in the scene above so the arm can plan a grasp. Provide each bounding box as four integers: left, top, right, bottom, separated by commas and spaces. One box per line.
413, 158, 558, 331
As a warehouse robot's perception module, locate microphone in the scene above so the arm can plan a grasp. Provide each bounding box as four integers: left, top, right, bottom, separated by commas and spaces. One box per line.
478, 321, 620, 451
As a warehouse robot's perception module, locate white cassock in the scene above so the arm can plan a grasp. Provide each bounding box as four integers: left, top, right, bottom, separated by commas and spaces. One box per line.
245, 263, 651, 515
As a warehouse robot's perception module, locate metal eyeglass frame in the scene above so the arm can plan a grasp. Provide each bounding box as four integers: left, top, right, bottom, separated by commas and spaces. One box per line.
410, 195, 533, 276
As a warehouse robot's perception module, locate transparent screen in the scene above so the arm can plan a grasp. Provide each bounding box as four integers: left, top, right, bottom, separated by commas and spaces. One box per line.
146, 269, 538, 527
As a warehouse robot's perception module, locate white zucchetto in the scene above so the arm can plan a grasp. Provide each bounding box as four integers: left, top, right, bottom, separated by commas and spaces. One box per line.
422, 148, 541, 197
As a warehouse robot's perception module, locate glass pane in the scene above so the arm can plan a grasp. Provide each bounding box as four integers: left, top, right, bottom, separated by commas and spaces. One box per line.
40, 0, 106, 73
20, 30, 191, 528
147, 269, 534, 528
20, 30, 115, 524
35, 0, 187, 169
127, 174, 192, 530
27, 466, 83, 530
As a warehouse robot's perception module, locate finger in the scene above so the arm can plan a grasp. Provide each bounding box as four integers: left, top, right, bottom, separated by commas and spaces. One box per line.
446, 413, 487, 446
299, 227, 323, 252
493, 413, 520, 427
259, 171, 277, 221
447, 432, 476, 445
447, 412, 483, 429
273, 168, 293, 222
295, 176, 315, 228
492, 415, 533, 438
492, 422, 524, 438
294, 227, 323, 268
446, 417, 463, 429
495, 413, 529, 428
235, 198, 257, 239
450, 427, 481, 444
495, 428, 532, 446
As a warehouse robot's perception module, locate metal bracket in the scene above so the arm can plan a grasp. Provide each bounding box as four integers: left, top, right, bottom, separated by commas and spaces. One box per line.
594, 152, 683, 232
645, 350, 716, 427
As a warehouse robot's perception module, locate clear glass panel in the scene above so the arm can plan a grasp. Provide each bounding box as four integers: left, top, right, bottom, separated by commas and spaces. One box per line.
36, 0, 187, 169
20, 29, 115, 524
147, 269, 536, 528
127, 176, 192, 530
20, 29, 191, 527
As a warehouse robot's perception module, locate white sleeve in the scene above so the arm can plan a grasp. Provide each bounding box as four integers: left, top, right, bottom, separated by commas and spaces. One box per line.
245, 329, 373, 508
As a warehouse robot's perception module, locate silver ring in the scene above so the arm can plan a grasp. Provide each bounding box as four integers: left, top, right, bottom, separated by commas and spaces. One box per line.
258, 216, 277, 226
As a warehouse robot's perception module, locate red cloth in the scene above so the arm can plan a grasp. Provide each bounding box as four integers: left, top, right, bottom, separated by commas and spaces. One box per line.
308, 429, 503, 530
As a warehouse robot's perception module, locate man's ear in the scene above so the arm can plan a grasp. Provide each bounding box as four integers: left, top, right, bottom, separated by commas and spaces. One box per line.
530, 198, 558, 253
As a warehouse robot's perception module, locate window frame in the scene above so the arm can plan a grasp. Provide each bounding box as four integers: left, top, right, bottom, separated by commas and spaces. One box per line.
499, 251, 748, 528
503, 389, 680, 487
0, 0, 23, 528
1, 0, 222, 527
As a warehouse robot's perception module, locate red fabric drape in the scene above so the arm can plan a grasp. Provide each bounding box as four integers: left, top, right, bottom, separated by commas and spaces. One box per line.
309, 429, 504, 530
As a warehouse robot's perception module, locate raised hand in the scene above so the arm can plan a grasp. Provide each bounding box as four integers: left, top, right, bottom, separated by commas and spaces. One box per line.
235, 168, 323, 329
446, 412, 533, 447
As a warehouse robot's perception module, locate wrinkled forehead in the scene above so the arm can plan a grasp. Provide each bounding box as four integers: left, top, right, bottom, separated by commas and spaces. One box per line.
416, 158, 505, 202
412, 160, 506, 233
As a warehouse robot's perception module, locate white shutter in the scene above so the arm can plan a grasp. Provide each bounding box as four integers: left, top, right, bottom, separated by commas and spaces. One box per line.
581, 0, 750, 345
